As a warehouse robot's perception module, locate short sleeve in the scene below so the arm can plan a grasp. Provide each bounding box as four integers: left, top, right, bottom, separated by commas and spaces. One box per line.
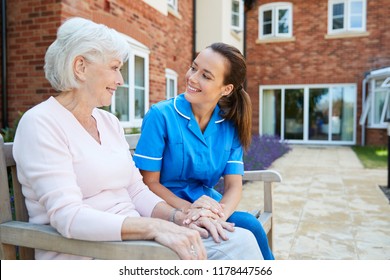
223, 130, 244, 175
133, 106, 166, 171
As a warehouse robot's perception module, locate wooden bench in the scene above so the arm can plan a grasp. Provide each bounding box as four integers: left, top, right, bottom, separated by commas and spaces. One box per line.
0, 133, 282, 260
125, 134, 282, 251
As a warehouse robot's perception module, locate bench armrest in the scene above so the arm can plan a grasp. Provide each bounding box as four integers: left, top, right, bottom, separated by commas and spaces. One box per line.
0, 221, 179, 260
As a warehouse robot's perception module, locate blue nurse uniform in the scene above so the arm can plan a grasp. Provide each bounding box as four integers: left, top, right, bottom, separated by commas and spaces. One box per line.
134, 94, 274, 259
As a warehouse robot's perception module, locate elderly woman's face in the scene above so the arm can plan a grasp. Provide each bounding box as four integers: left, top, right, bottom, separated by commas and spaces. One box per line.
83, 57, 124, 107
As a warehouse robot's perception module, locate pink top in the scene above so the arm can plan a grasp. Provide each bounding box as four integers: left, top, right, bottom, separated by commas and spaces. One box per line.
13, 97, 164, 259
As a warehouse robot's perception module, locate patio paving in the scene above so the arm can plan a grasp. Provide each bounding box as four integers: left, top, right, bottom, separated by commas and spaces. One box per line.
237, 145, 390, 260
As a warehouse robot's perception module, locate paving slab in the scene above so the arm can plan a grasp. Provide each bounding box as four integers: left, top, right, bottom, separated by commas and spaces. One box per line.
238, 145, 390, 260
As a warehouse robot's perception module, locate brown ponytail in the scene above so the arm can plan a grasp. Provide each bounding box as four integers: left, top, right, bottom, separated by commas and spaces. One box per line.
208, 42, 252, 150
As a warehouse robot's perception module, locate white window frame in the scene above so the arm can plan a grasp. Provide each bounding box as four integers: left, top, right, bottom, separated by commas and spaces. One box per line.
167, 0, 178, 12
231, 0, 244, 32
165, 68, 178, 99
258, 2, 293, 39
367, 78, 390, 128
328, 0, 366, 35
111, 36, 150, 128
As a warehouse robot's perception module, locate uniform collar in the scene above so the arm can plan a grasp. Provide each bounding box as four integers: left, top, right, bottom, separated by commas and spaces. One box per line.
173, 93, 225, 123
173, 93, 225, 145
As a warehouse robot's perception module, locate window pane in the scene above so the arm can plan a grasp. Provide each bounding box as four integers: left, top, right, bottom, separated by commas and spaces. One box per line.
350, 1, 363, 28
232, 14, 239, 27
168, 79, 174, 99
332, 86, 355, 141
374, 79, 387, 124
135, 88, 145, 118
134, 56, 145, 87
115, 87, 129, 121
332, 3, 344, 30
121, 61, 129, 85
309, 88, 329, 141
351, 1, 362, 13
284, 89, 304, 140
263, 10, 272, 35
278, 9, 289, 34
262, 89, 281, 137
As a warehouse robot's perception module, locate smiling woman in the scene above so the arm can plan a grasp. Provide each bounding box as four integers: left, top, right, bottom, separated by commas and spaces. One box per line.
11, 17, 263, 260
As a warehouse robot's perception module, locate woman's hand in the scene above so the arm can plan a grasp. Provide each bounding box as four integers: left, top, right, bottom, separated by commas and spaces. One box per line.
154, 222, 207, 260
122, 216, 207, 260
190, 195, 225, 219
187, 216, 235, 243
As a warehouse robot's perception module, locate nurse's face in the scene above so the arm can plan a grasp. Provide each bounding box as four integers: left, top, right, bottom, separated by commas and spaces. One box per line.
184, 48, 233, 107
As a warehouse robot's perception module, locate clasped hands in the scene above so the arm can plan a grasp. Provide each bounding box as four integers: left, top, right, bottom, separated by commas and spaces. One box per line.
181, 195, 235, 243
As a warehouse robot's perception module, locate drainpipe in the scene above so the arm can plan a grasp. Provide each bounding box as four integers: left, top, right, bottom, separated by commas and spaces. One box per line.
243, 0, 255, 59
192, 0, 196, 60
1, 0, 7, 128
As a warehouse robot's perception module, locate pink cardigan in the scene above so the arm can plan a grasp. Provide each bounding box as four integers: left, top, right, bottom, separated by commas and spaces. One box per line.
13, 97, 163, 259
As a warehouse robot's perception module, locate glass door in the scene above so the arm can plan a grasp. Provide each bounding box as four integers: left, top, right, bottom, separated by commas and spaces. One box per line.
284, 89, 304, 140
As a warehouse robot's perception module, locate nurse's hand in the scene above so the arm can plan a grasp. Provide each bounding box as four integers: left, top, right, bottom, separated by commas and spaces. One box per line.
191, 195, 224, 218
183, 207, 220, 224
187, 217, 235, 243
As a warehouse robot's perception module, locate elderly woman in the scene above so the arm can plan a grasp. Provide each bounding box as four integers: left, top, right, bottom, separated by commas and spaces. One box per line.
12, 17, 262, 260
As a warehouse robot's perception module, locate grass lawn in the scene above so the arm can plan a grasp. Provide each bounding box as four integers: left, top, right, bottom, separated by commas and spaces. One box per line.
351, 145, 388, 169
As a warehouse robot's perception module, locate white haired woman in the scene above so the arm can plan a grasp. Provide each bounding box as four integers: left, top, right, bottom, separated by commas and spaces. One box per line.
12, 17, 262, 260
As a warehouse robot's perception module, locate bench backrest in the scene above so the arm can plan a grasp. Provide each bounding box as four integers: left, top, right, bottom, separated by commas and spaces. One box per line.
0, 135, 34, 259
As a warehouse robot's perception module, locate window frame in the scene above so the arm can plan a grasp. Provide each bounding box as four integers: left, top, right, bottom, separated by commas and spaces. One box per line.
367, 78, 390, 128
231, 0, 244, 32
167, 0, 178, 12
110, 36, 150, 129
327, 0, 367, 35
259, 83, 357, 145
258, 2, 293, 40
165, 68, 178, 100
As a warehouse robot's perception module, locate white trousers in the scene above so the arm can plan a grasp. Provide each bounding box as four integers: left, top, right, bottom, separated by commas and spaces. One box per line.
203, 227, 264, 260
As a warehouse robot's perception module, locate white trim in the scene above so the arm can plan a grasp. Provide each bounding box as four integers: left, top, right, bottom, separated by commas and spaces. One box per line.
112, 35, 150, 129
258, 2, 293, 40
227, 161, 244, 165
382, 77, 390, 88
133, 153, 163, 161
173, 96, 190, 120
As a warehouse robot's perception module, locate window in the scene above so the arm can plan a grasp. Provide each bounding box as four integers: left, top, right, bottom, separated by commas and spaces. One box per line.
231, 0, 244, 32
259, 2, 293, 39
168, 0, 178, 12
260, 84, 356, 144
328, 0, 366, 34
110, 37, 150, 128
367, 78, 390, 127
165, 69, 178, 99
360, 68, 390, 129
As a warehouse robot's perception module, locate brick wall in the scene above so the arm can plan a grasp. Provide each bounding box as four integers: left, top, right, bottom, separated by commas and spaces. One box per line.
2, 0, 193, 129
245, 0, 390, 145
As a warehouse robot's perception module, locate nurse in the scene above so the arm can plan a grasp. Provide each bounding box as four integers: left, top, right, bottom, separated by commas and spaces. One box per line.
134, 42, 274, 259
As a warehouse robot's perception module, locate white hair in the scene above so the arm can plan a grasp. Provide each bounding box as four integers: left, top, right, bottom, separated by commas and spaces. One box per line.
44, 17, 130, 92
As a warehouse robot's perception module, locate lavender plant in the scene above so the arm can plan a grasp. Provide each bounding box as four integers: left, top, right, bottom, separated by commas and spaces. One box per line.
215, 134, 291, 193
244, 134, 291, 171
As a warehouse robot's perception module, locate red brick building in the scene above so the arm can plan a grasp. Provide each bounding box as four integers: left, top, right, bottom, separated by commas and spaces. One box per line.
1, 0, 389, 146
0, 0, 194, 132
245, 0, 390, 146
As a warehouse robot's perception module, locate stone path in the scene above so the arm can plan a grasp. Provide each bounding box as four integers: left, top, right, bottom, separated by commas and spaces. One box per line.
237, 145, 390, 260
